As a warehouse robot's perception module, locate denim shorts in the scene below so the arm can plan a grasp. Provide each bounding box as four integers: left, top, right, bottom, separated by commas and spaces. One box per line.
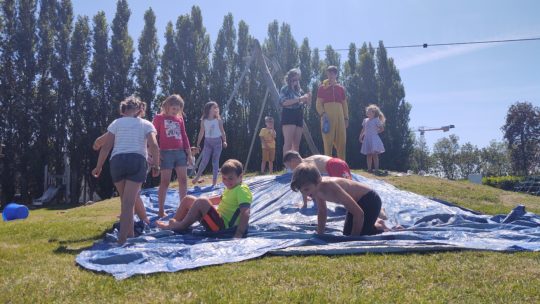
160, 149, 187, 169
110, 153, 148, 183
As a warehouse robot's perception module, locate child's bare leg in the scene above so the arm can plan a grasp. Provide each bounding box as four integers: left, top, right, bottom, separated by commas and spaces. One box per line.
159, 198, 212, 231
366, 155, 373, 172
117, 180, 141, 244
373, 154, 380, 170
172, 195, 197, 222
260, 161, 266, 174
176, 166, 188, 202
134, 195, 149, 224
158, 169, 173, 218
269, 161, 273, 174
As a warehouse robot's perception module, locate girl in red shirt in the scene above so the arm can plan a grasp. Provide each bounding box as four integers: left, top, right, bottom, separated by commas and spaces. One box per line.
153, 95, 193, 218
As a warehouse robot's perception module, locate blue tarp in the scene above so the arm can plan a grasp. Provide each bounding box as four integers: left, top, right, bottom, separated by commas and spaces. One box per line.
76, 173, 540, 280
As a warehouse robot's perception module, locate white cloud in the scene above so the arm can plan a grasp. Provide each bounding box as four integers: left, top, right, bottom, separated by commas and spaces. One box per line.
393, 31, 540, 70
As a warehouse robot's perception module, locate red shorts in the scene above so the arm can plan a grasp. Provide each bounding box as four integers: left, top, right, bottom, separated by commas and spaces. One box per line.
200, 207, 226, 232
326, 158, 352, 179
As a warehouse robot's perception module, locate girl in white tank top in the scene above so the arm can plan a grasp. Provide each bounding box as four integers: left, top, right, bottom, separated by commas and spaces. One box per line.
193, 101, 228, 186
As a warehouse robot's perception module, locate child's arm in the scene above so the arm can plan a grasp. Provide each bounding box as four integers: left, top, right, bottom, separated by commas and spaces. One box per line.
329, 183, 365, 235
259, 131, 269, 149
359, 127, 365, 142
147, 132, 160, 171
92, 132, 114, 177
234, 207, 250, 238
218, 118, 227, 148
315, 198, 327, 234
92, 132, 108, 151
196, 120, 205, 148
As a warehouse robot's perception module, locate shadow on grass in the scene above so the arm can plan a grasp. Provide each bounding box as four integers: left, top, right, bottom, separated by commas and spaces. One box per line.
54, 244, 95, 255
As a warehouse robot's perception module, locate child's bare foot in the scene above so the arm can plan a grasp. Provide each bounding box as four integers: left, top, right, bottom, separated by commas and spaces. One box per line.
158, 211, 166, 218
156, 220, 169, 229
156, 218, 175, 229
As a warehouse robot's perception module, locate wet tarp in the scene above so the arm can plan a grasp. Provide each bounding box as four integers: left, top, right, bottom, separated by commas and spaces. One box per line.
76, 173, 540, 279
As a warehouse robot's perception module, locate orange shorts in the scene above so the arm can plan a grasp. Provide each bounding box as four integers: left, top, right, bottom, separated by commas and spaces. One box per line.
262, 148, 275, 162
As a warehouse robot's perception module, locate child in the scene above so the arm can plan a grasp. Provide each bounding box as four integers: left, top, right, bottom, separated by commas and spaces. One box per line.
359, 104, 385, 173
291, 163, 386, 236
259, 116, 276, 174
283, 150, 352, 208
192, 101, 227, 186
92, 103, 152, 225
92, 96, 160, 245
157, 159, 251, 239
187, 146, 200, 178
152, 94, 193, 218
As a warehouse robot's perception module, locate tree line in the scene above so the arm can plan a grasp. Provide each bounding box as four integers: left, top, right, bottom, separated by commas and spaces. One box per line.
0, 0, 413, 204
409, 101, 540, 179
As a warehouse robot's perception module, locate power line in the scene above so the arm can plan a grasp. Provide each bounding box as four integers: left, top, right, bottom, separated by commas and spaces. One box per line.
321, 37, 540, 52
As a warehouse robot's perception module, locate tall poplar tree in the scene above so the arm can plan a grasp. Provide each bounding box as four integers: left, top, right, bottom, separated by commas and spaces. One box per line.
0, 0, 17, 203
88, 11, 112, 198
14, 0, 37, 199
157, 21, 175, 109
69, 15, 91, 202
35, 0, 56, 192
375, 41, 412, 171
52, 0, 73, 172
135, 8, 159, 119
108, 0, 133, 113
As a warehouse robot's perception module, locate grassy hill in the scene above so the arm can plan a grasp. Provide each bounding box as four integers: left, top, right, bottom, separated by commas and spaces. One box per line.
1, 172, 539, 303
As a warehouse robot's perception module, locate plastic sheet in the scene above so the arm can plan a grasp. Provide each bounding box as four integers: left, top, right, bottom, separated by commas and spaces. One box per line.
76, 173, 540, 279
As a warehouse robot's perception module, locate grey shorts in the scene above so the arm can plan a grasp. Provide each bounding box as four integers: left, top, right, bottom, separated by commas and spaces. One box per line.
110, 153, 148, 183
160, 149, 187, 170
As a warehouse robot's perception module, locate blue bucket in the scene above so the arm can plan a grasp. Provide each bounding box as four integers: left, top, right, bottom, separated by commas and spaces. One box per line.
2, 203, 29, 221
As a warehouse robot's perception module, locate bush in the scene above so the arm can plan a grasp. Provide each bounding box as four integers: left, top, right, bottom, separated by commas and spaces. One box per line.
482, 176, 525, 190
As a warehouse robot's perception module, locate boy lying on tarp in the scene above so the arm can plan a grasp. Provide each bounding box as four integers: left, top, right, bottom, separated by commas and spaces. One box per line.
157, 159, 252, 238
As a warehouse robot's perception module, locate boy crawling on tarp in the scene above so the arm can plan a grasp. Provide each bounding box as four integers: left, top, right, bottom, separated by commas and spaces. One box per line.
291, 162, 388, 236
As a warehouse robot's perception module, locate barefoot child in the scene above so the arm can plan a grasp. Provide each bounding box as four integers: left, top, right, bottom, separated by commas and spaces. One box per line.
290, 163, 385, 236
152, 94, 193, 218
92, 96, 160, 244
259, 116, 276, 174
192, 101, 227, 187
92, 102, 152, 224
157, 159, 251, 238
283, 150, 351, 208
359, 104, 385, 173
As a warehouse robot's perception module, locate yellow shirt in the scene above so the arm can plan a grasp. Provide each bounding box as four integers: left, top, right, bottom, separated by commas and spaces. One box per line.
259, 128, 276, 149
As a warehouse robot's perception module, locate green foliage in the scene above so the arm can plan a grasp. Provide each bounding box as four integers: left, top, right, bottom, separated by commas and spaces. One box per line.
376, 41, 413, 172
0, 4, 419, 202
482, 175, 525, 191
480, 140, 511, 176
502, 101, 540, 175
135, 8, 159, 119
108, 0, 134, 108
433, 134, 460, 179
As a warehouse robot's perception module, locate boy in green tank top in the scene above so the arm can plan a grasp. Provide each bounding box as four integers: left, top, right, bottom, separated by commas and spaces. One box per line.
157, 159, 252, 238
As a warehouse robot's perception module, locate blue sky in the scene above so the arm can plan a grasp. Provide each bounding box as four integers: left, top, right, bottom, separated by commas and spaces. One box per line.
73, 0, 540, 149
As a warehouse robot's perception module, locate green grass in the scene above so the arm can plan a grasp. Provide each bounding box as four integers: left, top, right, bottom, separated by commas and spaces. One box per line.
1, 172, 540, 303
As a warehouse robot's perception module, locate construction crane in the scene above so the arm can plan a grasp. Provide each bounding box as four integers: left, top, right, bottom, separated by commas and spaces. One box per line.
416, 125, 455, 141
418, 125, 455, 135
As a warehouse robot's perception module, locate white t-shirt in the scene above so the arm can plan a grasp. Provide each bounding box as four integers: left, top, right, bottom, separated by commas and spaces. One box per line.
107, 117, 156, 159
203, 119, 222, 138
